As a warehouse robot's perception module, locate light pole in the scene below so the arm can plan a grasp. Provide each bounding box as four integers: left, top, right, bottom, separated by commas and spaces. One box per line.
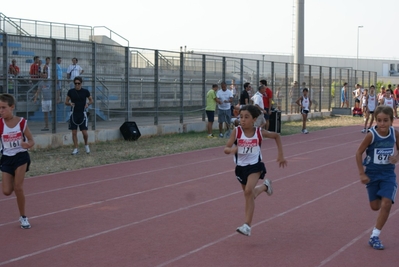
356, 26, 363, 70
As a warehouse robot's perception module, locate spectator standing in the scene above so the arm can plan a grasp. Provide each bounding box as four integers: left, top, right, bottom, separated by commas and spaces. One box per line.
341, 83, 349, 108
260, 79, 273, 130
33, 57, 52, 131
65, 77, 93, 155
0, 94, 35, 229
240, 82, 251, 105
393, 84, 399, 118
205, 84, 218, 138
251, 85, 267, 128
29, 56, 40, 81
289, 81, 298, 113
67, 58, 84, 89
8, 59, 20, 77
216, 81, 233, 138
275, 87, 282, 111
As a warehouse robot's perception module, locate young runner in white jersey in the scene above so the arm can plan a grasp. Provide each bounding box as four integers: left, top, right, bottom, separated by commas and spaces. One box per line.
362, 86, 377, 133
382, 89, 395, 113
0, 94, 35, 229
295, 88, 312, 134
224, 105, 287, 237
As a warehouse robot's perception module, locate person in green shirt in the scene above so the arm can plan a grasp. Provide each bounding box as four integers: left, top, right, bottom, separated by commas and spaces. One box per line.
206, 84, 219, 138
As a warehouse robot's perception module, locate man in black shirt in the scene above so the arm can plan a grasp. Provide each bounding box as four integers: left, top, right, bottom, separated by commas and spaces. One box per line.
65, 77, 93, 155
240, 82, 252, 105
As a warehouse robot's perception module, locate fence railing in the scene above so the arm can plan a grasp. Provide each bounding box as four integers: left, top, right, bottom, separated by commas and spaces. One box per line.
0, 32, 377, 135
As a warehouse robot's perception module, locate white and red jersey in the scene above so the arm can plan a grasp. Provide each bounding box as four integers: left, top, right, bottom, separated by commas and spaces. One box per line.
0, 118, 27, 156
234, 126, 263, 166
367, 94, 376, 112
384, 98, 395, 109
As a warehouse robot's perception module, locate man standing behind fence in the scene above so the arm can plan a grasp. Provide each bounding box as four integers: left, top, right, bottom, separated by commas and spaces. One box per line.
216, 81, 233, 138
205, 84, 219, 138
67, 58, 84, 89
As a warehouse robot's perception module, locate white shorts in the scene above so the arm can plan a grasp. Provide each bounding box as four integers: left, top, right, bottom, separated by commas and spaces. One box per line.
41, 100, 52, 112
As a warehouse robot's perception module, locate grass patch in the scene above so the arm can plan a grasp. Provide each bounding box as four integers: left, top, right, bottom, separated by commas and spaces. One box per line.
25, 115, 363, 177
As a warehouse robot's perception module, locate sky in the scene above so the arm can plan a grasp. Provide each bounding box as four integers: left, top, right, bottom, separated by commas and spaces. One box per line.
2, 0, 399, 59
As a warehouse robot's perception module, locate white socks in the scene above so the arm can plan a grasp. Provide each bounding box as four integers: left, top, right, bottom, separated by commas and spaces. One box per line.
371, 227, 381, 238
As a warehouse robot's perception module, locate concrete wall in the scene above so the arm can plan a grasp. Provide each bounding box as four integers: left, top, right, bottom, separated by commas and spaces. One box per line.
32, 111, 331, 150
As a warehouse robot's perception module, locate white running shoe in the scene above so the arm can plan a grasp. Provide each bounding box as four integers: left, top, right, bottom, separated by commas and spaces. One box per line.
263, 179, 273, 196
303, 129, 309, 134
361, 128, 367, 133
236, 223, 251, 236
19, 216, 31, 229
71, 148, 79, 155
85, 145, 90, 154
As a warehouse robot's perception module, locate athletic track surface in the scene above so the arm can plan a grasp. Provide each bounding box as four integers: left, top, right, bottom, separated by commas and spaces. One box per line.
1, 122, 399, 267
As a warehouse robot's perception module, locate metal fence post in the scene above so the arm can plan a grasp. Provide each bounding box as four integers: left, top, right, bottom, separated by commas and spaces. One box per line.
154, 50, 159, 125
329, 67, 332, 111
91, 42, 96, 130
202, 55, 206, 121
180, 52, 184, 124
125, 46, 130, 122
285, 63, 289, 114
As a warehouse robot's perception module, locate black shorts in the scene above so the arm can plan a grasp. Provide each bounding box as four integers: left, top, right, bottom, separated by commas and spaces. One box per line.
69, 112, 88, 131
301, 109, 309, 115
235, 161, 267, 185
206, 110, 215, 122
0, 151, 30, 176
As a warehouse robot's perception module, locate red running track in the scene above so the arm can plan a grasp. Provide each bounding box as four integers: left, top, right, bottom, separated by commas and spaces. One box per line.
1, 122, 399, 267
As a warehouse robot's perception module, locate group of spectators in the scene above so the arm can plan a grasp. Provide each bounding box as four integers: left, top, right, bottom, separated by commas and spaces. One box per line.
205, 79, 278, 138
7, 56, 92, 155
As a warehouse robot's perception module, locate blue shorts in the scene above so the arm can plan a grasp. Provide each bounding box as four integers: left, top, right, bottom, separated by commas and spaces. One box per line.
235, 162, 267, 185
206, 110, 215, 122
218, 109, 231, 124
264, 108, 270, 120
366, 170, 397, 203
0, 151, 31, 176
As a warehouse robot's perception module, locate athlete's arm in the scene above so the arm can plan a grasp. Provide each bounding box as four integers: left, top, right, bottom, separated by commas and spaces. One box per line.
355, 133, 372, 184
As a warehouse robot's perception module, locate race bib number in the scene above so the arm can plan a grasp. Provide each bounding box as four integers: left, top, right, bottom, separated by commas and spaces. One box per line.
237, 139, 259, 154
373, 148, 394, 164
2, 132, 22, 149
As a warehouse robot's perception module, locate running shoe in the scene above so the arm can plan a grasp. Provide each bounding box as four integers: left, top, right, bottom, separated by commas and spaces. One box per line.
263, 179, 273, 196
369, 236, 384, 250
19, 216, 31, 229
302, 129, 309, 134
71, 148, 79, 155
85, 145, 90, 154
219, 133, 224, 138
236, 223, 251, 236
361, 128, 367, 133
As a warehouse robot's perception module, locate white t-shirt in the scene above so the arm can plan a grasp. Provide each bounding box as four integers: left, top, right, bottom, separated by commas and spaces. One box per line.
216, 89, 233, 110
67, 64, 83, 80
251, 92, 264, 109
